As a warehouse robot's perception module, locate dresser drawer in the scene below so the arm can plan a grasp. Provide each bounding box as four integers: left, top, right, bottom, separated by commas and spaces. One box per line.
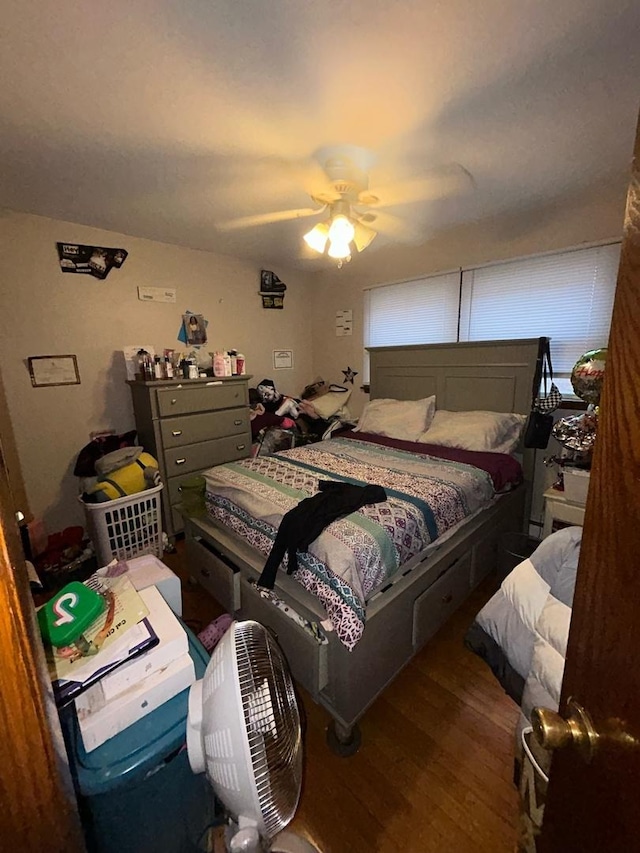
156, 383, 248, 417
161, 408, 249, 448
412, 552, 472, 649
165, 434, 249, 476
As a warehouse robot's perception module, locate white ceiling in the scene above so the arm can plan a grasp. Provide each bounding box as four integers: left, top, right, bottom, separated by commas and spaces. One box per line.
1, 0, 639, 271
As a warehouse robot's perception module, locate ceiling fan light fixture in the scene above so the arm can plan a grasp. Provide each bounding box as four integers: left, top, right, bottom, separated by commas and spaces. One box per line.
327, 238, 351, 261
353, 221, 377, 253
328, 213, 355, 245
303, 222, 329, 254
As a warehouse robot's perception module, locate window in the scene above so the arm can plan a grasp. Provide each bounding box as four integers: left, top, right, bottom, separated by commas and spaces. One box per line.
363, 243, 620, 396
363, 272, 460, 379
459, 244, 620, 396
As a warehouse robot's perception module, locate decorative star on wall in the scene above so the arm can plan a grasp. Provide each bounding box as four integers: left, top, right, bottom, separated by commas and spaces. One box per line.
342, 366, 358, 385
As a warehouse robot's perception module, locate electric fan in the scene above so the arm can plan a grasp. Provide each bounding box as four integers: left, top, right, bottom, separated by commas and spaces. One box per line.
186, 620, 320, 853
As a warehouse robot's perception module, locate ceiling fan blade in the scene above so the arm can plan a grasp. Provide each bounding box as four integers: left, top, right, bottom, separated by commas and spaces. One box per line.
216, 206, 325, 231
290, 157, 341, 204
366, 163, 474, 208
366, 210, 425, 243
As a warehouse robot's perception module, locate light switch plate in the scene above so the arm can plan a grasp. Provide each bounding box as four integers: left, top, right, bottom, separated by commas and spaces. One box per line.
138, 286, 177, 303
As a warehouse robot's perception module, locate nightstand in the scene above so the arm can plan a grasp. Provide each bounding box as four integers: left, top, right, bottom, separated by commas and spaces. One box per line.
542, 487, 586, 537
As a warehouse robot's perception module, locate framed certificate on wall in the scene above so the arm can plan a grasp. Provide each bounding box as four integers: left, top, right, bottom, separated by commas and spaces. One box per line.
28, 355, 81, 387
273, 350, 293, 370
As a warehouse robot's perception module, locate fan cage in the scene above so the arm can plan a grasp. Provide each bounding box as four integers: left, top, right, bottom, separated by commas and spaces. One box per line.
234, 621, 302, 838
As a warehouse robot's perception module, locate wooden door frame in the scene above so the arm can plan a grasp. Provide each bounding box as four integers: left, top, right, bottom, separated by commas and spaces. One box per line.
0, 365, 31, 521
0, 419, 83, 846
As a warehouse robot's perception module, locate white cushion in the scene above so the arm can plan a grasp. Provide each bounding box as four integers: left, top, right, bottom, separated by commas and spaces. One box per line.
307, 388, 352, 419
419, 409, 526, 454
354, 396, 436, 442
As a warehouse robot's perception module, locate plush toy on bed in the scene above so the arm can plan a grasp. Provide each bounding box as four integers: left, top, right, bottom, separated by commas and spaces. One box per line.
249, 382, 296, 440
256, 378, 301, 419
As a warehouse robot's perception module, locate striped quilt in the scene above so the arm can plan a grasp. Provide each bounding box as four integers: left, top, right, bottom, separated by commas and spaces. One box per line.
204, 436, 495, 649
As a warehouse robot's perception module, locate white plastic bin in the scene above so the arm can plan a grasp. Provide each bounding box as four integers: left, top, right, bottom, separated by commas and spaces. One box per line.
563, 468, 590, 505
81, 484, 163, 566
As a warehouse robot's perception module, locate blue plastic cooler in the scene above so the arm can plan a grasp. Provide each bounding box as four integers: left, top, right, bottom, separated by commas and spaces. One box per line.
62, 626, 217, 853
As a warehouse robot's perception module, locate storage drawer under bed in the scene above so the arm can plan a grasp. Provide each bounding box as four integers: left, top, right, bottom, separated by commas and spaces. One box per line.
412, 551, 472, 649
239, 577, 329, 700
185, 533, 241, 613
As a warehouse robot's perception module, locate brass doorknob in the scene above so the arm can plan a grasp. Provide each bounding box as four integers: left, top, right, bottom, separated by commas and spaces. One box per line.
531, 698, 598, 762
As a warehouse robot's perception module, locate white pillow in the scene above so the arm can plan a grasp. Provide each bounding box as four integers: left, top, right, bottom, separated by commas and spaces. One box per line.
419, 410, 526, 454
307, 388, 352, 419
354, 396, 436, 442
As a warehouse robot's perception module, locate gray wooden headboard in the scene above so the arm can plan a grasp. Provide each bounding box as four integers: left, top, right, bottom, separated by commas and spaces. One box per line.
368, 338, 539, 415
368, 338, 540, 488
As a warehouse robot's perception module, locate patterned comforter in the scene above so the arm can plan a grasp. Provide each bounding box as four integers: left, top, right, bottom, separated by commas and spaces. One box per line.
204, 436, 496, 649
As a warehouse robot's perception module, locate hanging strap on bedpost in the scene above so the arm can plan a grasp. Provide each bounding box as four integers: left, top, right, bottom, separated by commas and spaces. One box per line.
530, 336, 550, 406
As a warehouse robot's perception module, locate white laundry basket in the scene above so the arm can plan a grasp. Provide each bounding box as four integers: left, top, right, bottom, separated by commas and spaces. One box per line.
81, 483, 164, 566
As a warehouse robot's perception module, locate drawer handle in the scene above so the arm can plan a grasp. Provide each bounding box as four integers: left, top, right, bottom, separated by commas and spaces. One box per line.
236, 444, 246, 451
175, 458, 186, 465
201, 568, 211, 578
172, 429, 183, 436
234, 419, 242, 426
442, 593, 453, 605
171, 398, 177, 405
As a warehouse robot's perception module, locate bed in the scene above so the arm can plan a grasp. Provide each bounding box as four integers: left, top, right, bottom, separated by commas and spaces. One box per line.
184, 338, 541, 752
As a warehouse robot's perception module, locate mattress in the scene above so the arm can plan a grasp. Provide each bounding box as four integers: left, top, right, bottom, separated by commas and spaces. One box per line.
203, 434, 523, 650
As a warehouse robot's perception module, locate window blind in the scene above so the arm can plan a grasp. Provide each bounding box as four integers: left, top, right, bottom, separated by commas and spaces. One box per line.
364, 271, 461, 349
458, 244, 620, 395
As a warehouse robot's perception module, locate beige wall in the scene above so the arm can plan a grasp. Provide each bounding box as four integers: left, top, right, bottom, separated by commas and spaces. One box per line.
0, 211, 312, 532
1, 181, 627, 536
309, 182, 628, 419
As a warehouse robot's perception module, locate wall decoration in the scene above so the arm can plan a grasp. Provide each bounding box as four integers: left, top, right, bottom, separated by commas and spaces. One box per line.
261, 294, 284, 309
260, 270, 286, 309
177, 311, 208, 346
56, 243, 128, 280
137, 286, 177, 303
273, 350, 293, 370
260, 270, 287, 293
335, 309, 353, 336
342, 366, 358, 384
183, 313, 208, 346
28, 355, 80, 387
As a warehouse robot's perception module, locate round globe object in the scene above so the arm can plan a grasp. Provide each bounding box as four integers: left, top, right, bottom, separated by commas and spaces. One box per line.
571, 348, 607, 405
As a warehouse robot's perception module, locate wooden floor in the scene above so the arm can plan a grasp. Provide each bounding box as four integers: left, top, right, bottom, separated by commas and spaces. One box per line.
164, 546, 521, 853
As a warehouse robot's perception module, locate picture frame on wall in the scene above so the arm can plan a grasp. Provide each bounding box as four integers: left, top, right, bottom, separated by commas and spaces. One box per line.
182, 313, 208, 346
28, 354, 81, 387
273, 350, 293, 370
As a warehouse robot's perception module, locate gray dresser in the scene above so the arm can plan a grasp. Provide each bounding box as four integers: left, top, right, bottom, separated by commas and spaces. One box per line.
127, 376, 252, 539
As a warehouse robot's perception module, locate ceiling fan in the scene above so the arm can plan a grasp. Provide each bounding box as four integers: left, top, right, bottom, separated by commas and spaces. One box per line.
216, 147, 473, 266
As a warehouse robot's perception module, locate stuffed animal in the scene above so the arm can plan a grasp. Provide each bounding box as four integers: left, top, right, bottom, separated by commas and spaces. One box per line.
82, 447, 160, 502
256, 378, 282, 412
256, 378, 302, 418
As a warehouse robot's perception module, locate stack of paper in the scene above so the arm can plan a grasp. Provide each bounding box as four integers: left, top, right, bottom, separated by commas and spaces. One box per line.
75, 584, 195, 752
96, 554, 182, 616
45, 572, 157, 706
